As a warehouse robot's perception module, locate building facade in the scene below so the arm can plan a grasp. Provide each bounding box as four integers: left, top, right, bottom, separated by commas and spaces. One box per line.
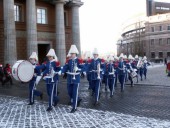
117, 0, 170, 62
0, 0, 83, 65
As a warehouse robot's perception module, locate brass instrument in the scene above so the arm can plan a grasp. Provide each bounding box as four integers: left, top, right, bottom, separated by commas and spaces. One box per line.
137, 58, 143, 68
73, 61, 77, 80
50, 66, 55, 82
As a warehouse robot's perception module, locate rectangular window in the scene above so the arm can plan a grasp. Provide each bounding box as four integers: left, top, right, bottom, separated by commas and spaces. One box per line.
37, 8, 47, 24
159, 26, 162, 31
151, 27, 154, 32
168, 26, 170, 30
159, 39, 162, 45
14, 5, 22, 22
151, 52, 155, 58
151, 39, 154, 45
167, 38, 170, 45
167, 52, 170, 58
159, 52, 163, 58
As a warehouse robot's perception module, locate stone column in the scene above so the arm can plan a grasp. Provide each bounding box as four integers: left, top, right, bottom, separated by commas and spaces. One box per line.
3, 0, 17, 65
55, 0, 66, 65
71, 1, 83, 57
26, 0, 38, 58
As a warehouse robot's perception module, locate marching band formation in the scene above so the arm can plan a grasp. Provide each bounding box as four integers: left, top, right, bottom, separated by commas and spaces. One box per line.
10, 45, 151, 113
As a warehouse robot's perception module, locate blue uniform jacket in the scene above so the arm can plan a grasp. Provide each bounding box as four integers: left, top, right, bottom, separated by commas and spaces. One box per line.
104, 63, 115, 79
117, 61, 126, 75
62, 58, 85, 84
87, 58, 105, 80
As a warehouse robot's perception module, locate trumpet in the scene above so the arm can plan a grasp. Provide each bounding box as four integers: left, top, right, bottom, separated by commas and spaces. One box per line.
97, 62, 101, 79
72, 61, 77, 80
50, 66, 55, 82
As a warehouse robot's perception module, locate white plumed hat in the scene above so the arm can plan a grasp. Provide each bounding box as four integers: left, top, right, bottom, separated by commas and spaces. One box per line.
85, 51, 92, 59
119, 53, 124, 58
135, 55, 139, 59
143, 56, 147, 60
29, 52, 38, 61
92, 48, 99, 55
128, 54, 133, 60
124, 55, 127, 59
69, 45, 79, 54
108, 55, 114, 61
46, 49, 58, 61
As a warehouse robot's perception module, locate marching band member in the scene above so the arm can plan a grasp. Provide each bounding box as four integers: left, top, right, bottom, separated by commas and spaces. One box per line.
104, 56, 116, 97
167, 59, 170, 76
113, 55, 119, 87
118, 53, 126, 92
123, 55, 129, 83
39, 49, 61, 111
134, 55, 139, 83
142, 56, 150, 79
60, 45, 85, 113
86, 48, 105, 106
28, 52, 43, 105
84, 51, 92, 90
138, 57, 144, 81
126, 55, 136, 87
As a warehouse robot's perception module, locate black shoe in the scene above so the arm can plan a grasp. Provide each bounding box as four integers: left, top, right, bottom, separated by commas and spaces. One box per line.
70, 108, 77, 113
53, 100, 59, 107
77, 99, 82, 107
94, 101, 100, 106
46, 107, 53, 111
40, 93, 43, 100
28, 102, 34, 105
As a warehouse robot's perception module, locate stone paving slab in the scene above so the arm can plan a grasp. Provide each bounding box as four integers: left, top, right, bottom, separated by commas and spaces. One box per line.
0, 95, 170, 128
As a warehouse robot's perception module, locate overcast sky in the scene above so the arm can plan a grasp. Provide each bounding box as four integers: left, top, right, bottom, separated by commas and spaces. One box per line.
79, 0, 170, 55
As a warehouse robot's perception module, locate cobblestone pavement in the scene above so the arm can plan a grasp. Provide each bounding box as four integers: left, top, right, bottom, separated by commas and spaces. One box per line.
0, 95, 170, 128
134, 63, 170, 86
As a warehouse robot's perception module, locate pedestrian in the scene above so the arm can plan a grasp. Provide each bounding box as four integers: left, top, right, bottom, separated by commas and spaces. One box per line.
3, 63, 13, 85
28, 52, 43, 105
60, 45, 85, 113
0, 64, 4, 86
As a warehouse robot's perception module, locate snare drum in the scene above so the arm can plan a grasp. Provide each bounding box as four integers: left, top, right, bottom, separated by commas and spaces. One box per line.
12, 60, 34, 82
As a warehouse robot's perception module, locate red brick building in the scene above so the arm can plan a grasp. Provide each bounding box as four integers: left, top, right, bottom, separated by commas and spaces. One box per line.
0, 0, 83, 65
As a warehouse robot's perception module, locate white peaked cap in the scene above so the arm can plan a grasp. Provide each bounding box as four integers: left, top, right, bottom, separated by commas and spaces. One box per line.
124, 55, 127, 59
46, 49, 58, 61
69, 45, 79, 54
29, 52, 38, 61
108, 55, 114, 61
119, 53, 124, 58
143, 56, 147, 60
128, 54, 133, 60
135, 55, 139, 59
92, 48, 99, 55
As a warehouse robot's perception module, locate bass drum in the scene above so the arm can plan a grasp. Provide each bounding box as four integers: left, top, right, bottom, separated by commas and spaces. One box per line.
12, 60, 34, 82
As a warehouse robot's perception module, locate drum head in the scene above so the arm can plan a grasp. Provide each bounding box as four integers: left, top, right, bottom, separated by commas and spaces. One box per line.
18, 61, 34, 82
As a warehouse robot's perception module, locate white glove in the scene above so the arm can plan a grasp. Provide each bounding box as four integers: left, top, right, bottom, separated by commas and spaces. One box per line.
35, 76, 42, 85
58, 70, 62, 75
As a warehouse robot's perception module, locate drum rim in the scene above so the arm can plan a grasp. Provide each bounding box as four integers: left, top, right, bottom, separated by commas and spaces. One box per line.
17, 60, 34, 82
